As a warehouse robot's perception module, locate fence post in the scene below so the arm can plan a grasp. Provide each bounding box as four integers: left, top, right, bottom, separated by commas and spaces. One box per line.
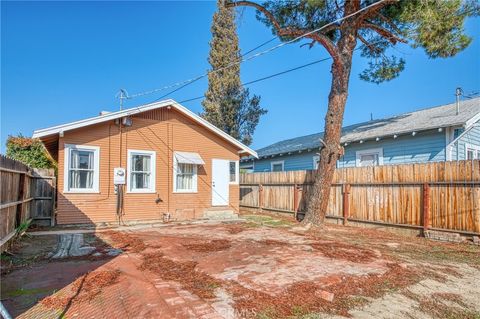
258, 184, 264, 212
15, 172, 26, 228
342, 184, 350, 225
293, 184, 299, 219
423, 183, 430, 234
51, 176, 57, 226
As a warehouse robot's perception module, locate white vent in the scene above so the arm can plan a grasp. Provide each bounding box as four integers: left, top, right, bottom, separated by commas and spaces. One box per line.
99, 111, 111, 116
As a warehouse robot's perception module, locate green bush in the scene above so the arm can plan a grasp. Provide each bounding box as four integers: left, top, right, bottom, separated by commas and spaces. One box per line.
6, 134, 56, 169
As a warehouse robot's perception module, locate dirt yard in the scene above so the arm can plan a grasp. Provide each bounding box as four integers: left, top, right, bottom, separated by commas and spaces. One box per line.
1, 214, 479, 319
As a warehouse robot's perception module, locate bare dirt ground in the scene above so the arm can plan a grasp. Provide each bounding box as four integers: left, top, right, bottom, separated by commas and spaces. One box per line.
1, 214, 479, 319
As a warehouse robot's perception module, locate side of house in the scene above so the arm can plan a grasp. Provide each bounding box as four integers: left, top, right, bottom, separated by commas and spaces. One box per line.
241, 98, 480, 172
449, 119, 480, 160
34, 101, 256, 225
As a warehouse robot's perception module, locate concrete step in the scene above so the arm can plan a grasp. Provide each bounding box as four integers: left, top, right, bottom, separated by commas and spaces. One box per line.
203, 209, 239, 220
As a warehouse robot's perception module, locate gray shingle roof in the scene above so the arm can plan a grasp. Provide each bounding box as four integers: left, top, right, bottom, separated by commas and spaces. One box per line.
253, 97, 480, 158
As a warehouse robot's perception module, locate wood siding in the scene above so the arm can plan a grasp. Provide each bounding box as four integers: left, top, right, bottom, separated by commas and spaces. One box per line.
240, 160, 480, 234
243, 129, 447, 172
56, 108, 240, 225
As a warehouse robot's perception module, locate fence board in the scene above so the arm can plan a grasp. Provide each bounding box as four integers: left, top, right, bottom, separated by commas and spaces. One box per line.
240, 160, 480, 234
0, 155, 56, 251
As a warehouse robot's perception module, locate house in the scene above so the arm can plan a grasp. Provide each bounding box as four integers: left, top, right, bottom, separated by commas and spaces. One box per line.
241, 97, 480, 172
33, 99, 257, 225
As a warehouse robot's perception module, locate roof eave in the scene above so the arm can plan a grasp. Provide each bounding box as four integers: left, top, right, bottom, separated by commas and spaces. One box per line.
32, 99, 258, 158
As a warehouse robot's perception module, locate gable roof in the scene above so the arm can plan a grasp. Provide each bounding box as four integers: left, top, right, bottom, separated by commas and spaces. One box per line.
32, 99, 258, 158
251, 97, 480, 159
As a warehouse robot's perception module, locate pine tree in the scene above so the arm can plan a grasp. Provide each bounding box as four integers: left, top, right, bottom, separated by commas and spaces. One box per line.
229, 0, 478, 226
202, 0, 266, 145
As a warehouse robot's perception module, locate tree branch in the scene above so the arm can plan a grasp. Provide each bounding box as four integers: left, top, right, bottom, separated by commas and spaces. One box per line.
355, 0, 398, 23
357, 34, 377, 53
229, 1, 341, 63
377, 13, 402, 35
361, 22, 407, 44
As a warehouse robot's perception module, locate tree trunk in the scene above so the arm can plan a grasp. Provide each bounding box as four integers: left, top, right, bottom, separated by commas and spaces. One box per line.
302, 34, 355, 226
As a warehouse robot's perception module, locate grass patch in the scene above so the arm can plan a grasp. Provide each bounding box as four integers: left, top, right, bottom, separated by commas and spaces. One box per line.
243, 214, 294, 228
4, 287, 52, 298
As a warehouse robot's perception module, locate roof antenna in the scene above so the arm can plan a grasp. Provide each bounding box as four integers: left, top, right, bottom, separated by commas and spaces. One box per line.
116, 89, 129, 111
370, 113, 373, 121
455, 87, 463, 115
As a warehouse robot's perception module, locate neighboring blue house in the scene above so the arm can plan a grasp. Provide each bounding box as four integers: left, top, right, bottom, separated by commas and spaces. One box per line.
241, 98, 480, 172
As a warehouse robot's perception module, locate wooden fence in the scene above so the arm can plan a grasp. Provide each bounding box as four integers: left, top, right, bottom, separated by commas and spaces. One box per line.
240, 160, 480, 235
0, 155, 56, 251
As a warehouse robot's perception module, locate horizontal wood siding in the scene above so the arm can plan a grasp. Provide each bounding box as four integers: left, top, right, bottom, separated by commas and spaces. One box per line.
339, 129, 445, 167
244, 129, 446, 172
56, 108, 240, 224
451, 120, 480, 160
240, 160, 480, 234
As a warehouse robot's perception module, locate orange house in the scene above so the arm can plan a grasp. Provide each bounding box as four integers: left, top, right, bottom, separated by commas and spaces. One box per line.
33, 99, 257, 225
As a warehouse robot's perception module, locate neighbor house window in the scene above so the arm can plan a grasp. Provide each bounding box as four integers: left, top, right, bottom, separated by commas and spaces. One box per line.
271, 161, 284, 172
127, 150, 156, 193
64, 144, 100, 193
355, 148, 384, 167
313, 155, 320, 170
465, 144, 480, 160
229, 161, 239, 183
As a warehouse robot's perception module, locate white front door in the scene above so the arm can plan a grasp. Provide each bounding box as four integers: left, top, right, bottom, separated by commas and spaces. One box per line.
212, 159, 229, 206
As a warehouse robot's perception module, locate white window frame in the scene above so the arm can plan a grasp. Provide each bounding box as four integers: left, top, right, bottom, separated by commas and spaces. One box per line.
173, 154, 198, 193
313, 155, 320, 170
127, 149, 156, 193
465, 143, 480, 160
229, 160, 239, 184
64, 144, 100, 193
355, 148, 384, 167
270, 160, 284, 172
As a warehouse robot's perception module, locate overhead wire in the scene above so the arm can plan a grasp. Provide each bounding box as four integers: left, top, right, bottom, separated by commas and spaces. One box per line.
126, 0, 388, 100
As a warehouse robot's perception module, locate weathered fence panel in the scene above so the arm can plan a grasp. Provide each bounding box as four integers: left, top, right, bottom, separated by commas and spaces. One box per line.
240, 160, 480, 235
0, 155, 56, 251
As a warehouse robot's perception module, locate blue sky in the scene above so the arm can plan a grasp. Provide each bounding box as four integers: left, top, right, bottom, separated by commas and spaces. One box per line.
1, 1, 479, 153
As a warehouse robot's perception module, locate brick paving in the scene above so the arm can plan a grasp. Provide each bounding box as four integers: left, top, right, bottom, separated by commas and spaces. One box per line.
4, 223, 391, 319
15, 251, 224, 319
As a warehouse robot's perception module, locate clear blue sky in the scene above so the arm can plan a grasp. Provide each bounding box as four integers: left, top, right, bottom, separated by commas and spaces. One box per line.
1, 1, 479, 153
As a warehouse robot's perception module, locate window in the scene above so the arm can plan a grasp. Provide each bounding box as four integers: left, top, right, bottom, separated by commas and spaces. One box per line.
465, 144, 480, 160
313, 155, 320, 170
355, 148, 383, 167
229, 161, 239, 183
127, 150, 156, 193
174, 163, 197, 192
173, 151, 203, 193
271, 161, 284, 172
64, 145, 99, 193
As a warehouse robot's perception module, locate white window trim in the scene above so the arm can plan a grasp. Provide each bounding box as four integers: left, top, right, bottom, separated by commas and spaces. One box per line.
173, 152, 198, 193
355, 148, 384, 167
313, 155, 320, 170
127, 149, 156, 193
270, 160, 285, 172
465, 143, 480, 160
64, 144, 100, 193
229, 160, 239, 184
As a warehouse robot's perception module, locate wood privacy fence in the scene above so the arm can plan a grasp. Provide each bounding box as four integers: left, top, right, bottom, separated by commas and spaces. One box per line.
0, 155, 56, 250
240, 160, 480, 235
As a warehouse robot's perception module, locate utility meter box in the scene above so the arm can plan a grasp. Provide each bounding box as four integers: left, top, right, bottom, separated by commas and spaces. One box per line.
113, 167, 126, 185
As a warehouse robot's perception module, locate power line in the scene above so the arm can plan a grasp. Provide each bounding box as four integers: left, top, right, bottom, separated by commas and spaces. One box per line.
153, 37, 278, 102
126, 0, 387, 100
173, 29, 418, 105
177, 56, 333, 104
